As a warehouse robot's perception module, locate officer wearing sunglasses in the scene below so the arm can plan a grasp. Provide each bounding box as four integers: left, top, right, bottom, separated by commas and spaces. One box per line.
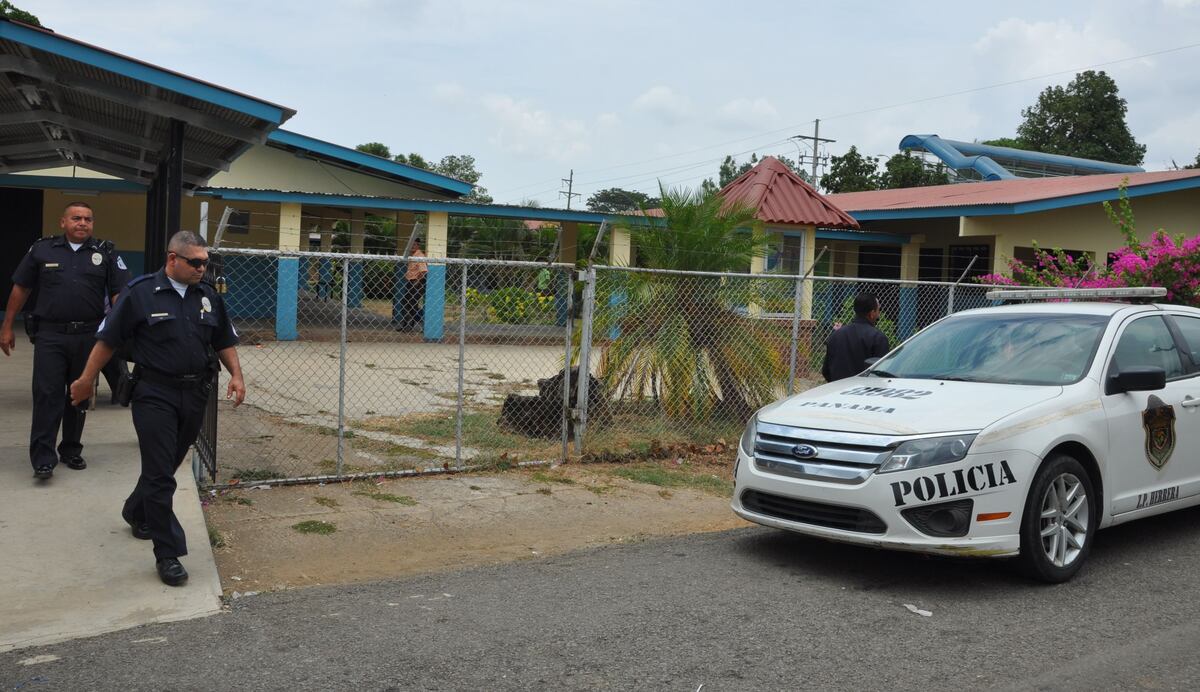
70, 231, 245, 587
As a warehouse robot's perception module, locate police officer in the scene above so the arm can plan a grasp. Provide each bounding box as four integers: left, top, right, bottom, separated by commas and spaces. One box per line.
822, 292, 891, 382
70, 231, 245, 587
1, 202, 128, 480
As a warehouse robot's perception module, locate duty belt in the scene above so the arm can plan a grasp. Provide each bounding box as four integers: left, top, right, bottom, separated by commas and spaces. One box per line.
40, 320, 101, 335
136, 366, 212, 390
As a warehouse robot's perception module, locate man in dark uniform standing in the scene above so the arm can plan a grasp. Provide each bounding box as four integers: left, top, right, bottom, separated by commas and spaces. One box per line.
71, 231, 245, 587
1, 202, 128, 479
822, 292, 891, 382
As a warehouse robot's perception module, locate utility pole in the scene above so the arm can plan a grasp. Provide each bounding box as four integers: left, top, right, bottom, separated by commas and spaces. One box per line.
789, 119, 835, 188
559, 169, 581, 209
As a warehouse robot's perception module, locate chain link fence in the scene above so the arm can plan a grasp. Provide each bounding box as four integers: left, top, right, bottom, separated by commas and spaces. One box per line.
198, 249, 1007, 487
207, 248, 575, 487
571, 267, 1009, 460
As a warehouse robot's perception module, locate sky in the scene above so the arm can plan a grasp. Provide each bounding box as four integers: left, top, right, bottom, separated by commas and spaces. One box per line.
21, 0, 1200, 207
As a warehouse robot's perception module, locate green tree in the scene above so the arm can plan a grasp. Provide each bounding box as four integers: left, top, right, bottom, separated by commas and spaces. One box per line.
597, 184, 785, 421
1184, 152, 1200, 170
1016, 70, 1146, 165
355, 142, 391, 159
718, 153, 810, 188
821, 146, 881, 193
394, 152, 431, 170
586, 187, 660, 213
880, 150, 950, 189
980, 137, 1029, 150
0, 1, 40, 25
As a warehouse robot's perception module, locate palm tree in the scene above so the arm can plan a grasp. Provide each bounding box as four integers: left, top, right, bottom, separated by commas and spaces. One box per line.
593, 184, 789, 422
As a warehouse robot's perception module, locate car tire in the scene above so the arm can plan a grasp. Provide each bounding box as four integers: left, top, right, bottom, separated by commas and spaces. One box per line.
1017, 453, 1097, 583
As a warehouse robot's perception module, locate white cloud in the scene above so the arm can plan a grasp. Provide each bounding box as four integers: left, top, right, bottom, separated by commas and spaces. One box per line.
1163, 0, 1198, 8
433, 83, 467, 104
632, 86, 692, 124
596, 113, 621, 131
481, 95, 591, 162
972, 19, 1144, 79
714, 97, 780, 130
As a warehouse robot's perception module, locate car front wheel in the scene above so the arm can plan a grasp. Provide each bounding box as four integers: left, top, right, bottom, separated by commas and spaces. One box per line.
1018, 454, 1096, 583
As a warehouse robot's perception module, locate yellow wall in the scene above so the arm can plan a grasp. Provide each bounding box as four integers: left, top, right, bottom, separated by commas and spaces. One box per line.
962, 187, 1200, 272
180, 197, 284, 249
207, 144, 458, 200
40, 189, 145, 251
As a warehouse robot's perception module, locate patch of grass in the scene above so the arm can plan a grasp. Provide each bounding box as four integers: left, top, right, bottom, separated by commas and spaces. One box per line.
658, 489, 673, 499
486, 372, 506, 380
357, 410, 557, 457
230, 468, 276, 483
224, 496, 253, 506
469, 485, 482, 491
208, 526, 226, 548
610, 464, 732, 496
531, 471, 575, 485
313, 496, 340, 508
353, 490, 418, 506
292, 520, 337, 535
585, 484, 617, 495
536, 487, 552, 495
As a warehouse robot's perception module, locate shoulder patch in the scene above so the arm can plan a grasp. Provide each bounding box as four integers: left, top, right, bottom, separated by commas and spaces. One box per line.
127, 273, 155, 287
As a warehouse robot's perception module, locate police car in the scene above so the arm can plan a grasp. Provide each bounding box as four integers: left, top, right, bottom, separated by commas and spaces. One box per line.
732, 287, 1200, 582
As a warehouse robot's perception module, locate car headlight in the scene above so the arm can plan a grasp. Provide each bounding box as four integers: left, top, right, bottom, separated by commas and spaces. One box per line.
739, 416, 757, 457
878, 434, 977, 473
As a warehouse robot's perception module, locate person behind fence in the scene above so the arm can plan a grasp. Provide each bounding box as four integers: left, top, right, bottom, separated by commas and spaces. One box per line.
397, 238, 428, 331
822, 292, 890, 382
69, 231, 245, 587
0, 201, 128, 480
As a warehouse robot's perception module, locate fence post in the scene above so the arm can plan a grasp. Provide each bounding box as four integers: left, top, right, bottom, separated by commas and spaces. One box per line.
560, 267, 574, 465
336, 257, 349, 477
948, 255, 979, 316
573, 267, 596, 455
455, 264, 468, 468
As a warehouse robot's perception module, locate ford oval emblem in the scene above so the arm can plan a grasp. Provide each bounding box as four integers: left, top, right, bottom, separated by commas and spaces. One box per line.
792, 444, 819, 459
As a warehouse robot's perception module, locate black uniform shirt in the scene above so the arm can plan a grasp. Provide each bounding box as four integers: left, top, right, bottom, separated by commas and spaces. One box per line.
11, 235, 127, 322
822, 317, 891, 382
97, 270, 239, 376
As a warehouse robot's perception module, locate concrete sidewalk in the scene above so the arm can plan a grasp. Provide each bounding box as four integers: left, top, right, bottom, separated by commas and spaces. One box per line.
0, 346, 221, 652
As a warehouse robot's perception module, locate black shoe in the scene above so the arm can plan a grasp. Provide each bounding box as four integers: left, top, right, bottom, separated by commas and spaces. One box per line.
156, 558, 188, 587
122, 512, 152, 540
33, 465, 53, 480
61, 456, 86, 470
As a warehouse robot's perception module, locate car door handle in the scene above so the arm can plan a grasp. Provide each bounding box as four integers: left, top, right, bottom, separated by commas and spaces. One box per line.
1182, 397, 1200, 409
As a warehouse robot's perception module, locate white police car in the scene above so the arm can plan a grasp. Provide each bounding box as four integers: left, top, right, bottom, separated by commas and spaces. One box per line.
732, 287, 1200, 581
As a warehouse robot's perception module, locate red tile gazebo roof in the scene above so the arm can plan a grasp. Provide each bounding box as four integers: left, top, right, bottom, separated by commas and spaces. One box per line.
720, 156, 860, 229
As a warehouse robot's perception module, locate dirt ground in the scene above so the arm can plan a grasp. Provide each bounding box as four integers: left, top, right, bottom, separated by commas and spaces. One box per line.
202, 454, 749, 596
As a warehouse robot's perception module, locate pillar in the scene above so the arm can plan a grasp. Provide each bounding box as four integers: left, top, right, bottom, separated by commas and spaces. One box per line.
898, 234, 925, 341
424, 211, 449, 341
609, 227, 630, 266
276, 201, 302, 341
799, 226, 815, 321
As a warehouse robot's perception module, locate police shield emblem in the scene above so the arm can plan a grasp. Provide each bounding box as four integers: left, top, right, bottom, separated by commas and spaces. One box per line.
1142, 395, 1176, 470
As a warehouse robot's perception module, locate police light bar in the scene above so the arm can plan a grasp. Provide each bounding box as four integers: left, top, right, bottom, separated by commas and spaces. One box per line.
985, 287, 1168, 301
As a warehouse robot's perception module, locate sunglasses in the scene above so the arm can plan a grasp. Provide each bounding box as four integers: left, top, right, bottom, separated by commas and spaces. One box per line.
171, 253, 209, 269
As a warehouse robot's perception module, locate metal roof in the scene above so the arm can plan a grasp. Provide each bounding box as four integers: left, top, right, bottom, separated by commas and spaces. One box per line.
0, 18, 295, 190
265, 130, 474, 198
827, 169, 1200, 221
720, 156, 860, 229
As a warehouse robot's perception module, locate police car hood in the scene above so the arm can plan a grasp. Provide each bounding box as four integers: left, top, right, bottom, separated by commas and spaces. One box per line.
757, 377, 1064, 435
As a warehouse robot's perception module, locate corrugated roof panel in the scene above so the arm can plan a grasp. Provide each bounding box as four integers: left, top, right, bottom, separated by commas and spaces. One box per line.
719, 157, 860, 229
826, 169, 1200, 213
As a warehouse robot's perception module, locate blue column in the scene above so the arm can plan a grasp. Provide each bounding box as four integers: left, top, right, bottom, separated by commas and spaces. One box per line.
899, 285, 917, 341
423, 264, 446, 341
555, 271, 570, 327
608, 287, 627, 340
347, 260, 365, 309
276, 257, 299, 341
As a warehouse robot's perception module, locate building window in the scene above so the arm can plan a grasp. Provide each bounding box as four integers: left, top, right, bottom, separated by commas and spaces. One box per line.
948, 245, 990, 280
225, 210, 250, 235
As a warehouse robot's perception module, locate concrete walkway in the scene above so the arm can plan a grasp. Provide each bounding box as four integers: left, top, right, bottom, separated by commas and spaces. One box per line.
0, 346, 221, 652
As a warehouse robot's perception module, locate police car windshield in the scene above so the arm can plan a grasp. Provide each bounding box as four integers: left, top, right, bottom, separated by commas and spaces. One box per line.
871, 313, 1110, 385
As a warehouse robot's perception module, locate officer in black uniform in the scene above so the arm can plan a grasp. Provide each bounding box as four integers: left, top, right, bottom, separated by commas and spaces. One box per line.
71, 231, 245, 587
1, 202, 128, 480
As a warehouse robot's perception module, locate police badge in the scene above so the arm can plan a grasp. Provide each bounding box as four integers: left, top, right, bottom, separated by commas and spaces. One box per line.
1142, 394, 1176, 470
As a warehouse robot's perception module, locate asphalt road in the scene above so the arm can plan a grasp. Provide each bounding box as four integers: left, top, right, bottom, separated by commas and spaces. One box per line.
6, 506, 1200, 691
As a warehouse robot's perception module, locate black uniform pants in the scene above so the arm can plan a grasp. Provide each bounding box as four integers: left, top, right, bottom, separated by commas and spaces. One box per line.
123, 380, 209, 560
30, 330, 93, 469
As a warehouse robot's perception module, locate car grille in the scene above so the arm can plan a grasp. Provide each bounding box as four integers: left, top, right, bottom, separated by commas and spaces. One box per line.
741, 489, 887, 534
753, 422, 894, 485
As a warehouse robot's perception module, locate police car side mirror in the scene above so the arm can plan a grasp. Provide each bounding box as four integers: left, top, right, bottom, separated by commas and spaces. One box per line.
1106, 366, 1167, 396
